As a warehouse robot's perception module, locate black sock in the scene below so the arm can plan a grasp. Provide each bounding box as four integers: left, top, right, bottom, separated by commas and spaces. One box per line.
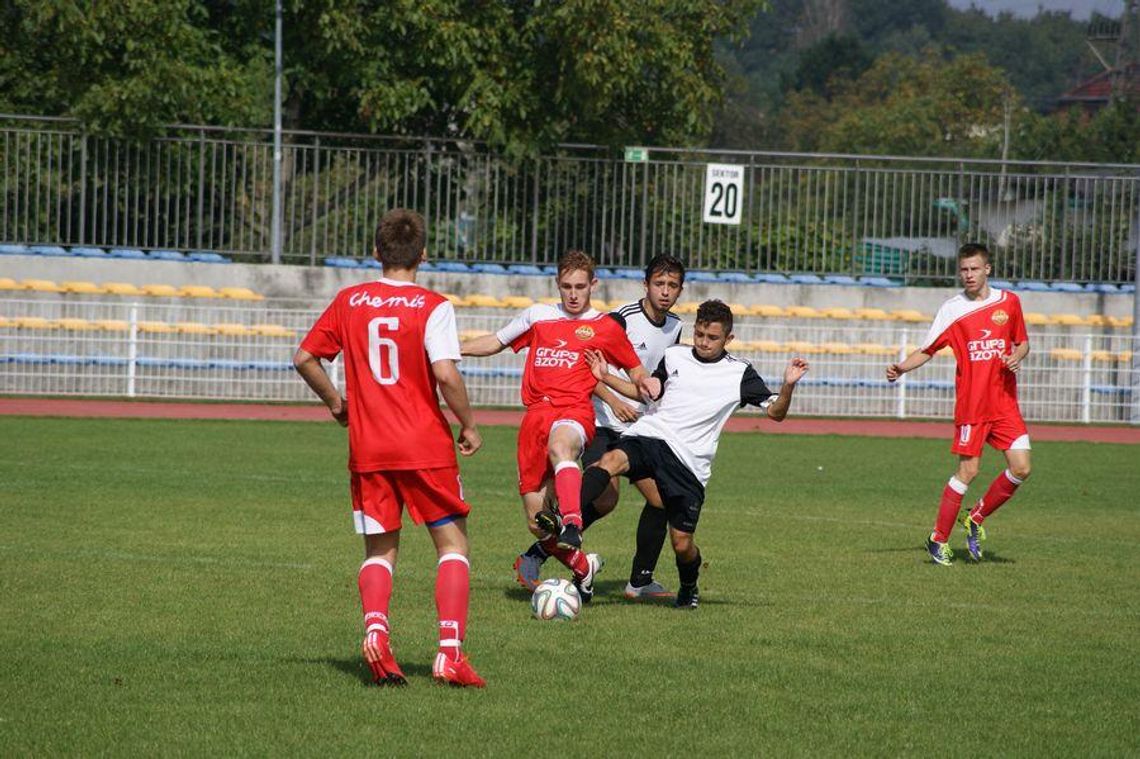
676, 548, 702, 590
524, 541, 548, 560
629, 503, 668, 587
580, 466, 611, 514
581, 501, 602, 530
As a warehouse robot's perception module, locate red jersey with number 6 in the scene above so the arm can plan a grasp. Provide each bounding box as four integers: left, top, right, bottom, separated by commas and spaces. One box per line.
510, 315, 642, 410
920, 288, 1029, 425
300, 277, 461, 472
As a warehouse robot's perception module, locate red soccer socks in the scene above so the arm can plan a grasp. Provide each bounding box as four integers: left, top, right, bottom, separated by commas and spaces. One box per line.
933, 476, 968, 543
970, 469, 1023, 525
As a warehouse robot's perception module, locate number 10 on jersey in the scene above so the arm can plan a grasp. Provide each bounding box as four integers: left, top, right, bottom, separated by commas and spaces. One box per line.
702, 163, 745, 226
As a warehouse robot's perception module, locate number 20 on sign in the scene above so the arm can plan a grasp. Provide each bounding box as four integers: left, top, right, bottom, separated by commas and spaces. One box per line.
702, 163, 744, 225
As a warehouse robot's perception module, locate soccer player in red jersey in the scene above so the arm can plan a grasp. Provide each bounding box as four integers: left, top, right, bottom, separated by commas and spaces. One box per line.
461, 250, 648, 601
293, 208, 486, 687
887, 243, 1032, 565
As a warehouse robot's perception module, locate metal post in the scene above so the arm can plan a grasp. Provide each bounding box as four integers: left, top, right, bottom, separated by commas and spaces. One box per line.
78, 132, 87, 244
127, 305, 138, 398
896, 328, 908, 419
1081, 334, 1092, 424
270, 0, 283, 264
1131, 200, 1140, 424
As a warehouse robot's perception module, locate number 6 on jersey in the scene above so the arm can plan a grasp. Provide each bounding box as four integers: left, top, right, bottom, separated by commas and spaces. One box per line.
368, 317, 400, 385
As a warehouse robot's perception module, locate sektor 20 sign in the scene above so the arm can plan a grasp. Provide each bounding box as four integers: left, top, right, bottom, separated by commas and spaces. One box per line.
702, 163, 744, 225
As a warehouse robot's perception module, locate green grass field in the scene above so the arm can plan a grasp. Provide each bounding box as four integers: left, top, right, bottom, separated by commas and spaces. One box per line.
2, 417, 1138, 755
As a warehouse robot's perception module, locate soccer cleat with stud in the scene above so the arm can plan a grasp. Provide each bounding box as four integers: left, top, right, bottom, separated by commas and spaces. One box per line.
362, 631, 406, 686
513, 553, 544, 591
674, 585, 700, 609
925, 535, 954, 566
433, 653, 486, 688
557, 522, 583, 551
959, 512, 986, 561
534, 508, 562, 539
573, 552, 604, 603
623, 580, 672, 599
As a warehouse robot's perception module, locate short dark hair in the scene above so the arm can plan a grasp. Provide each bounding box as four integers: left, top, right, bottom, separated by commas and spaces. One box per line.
558, 249, 596, 281
958, 242, 991, 264
644, 254, 685, 284
696, 299, 733, 333
375, 208, 426, 269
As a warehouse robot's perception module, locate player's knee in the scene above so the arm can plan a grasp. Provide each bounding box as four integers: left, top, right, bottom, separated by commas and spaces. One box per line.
1009, 462, 1031, 481
594, 484, 619, 515
670, 529, 693, 556
956, 461, 980, 483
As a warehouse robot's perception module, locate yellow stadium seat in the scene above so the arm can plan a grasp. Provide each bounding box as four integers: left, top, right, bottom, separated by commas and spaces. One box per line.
1090, 350, 1116, 363
214, 323, 256, 337
784, 306, 822, 319
56, 318, 97, 331
467, 294, 507, 308
15, 317, 57, 330
1119, 351, 1133, 363
752, 340, 785, 353
137, 321, 176, 333
0, 277, 22, 290
1023, 312, 1050, 326
891, 309, 929, 322
727, 303, 752, 317
784, 340, 822, 354
1107, 316, 1133, 328
250, 324, 296, 338
60, 281, 106, 295
1083, 314, 1109, 327
219, 287, 265, 301
179, 285, 221, 298
1049, 348, 1083, 361
141, 284, 180, 298
1049, 313, 1085, 326
819, 341, 854, 354
749, 304, 785, 317
442, 293, 471, 307
590, 299, 609, 311
500, 296, 534, 309
820, 307, 856, 320
852, 342, 898, 356
671, 302, 699, 314
22, 279, 65, 293
102, 282, 144, 296
175, 322, 217, 335
538, 297, 561, 306
852, 308, 893, 321
96, 319, 129, 332
0, 316, 13, 328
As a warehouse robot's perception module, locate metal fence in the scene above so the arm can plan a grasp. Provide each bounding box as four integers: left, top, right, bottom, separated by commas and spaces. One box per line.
1, 297, 1134, 423
3, 115, 1139, 284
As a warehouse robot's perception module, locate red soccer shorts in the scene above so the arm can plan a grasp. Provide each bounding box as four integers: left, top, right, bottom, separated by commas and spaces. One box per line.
516, 402, 596, 495
951, 413, 1030, 457
350, 466, 470, 535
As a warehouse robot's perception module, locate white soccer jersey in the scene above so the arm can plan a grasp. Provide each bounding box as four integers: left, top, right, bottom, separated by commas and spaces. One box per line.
593, 300, 684, 432
494, 302, 599, 345
623, 344, 776, 486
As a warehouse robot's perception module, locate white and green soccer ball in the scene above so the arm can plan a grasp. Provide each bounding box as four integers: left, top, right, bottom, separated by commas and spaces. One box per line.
530, 578, 581, 621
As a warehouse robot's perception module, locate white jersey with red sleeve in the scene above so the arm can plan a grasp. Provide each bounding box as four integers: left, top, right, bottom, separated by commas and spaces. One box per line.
300, 277, 460, 472
920, 288, 1029, 425
508, 314, 641, 410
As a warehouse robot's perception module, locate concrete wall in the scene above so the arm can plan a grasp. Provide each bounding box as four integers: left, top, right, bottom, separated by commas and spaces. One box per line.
1, 254, 1133, 317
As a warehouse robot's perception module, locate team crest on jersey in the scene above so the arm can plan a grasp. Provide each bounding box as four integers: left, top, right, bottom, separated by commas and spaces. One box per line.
991, 309, 1009, 325
574, 325, 595, 341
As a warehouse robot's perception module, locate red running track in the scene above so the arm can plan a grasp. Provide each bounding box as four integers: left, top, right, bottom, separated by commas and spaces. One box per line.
2, 397, 1137, 444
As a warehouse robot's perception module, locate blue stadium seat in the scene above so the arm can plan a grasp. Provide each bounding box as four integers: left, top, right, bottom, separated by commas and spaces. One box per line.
323, 257, 361, 268
360, 258, 382, 269
459, 366, 523, 379
540, 265, 557, 276
435, 261, 473, 273
147, 249, 187, 262
753, 273, 791, 285
988, 279, 1015, 290
823, 274, 860, 286
789, 274, 825, 285
71, 246, 108, 258
109, 248, 147, 259
507, 263, 544, 276
29, 245, 70, 256
247, 360, 293, 371
0, 243, 30, 255
857, 378, 893, 388
471, 262, 509, 275
688, 272, 719, 282
1084, 283, 1119, 294
187, 251, 231, 264
1049, 282, 1084, 293
208, 359, 250, 371
1091, 385, 1130, 396
1121, 284, 1135, 294
419, 261, 437, 271
1016, 280, 1051, 292
612, 268, 644, 280
91, 356, 128, 367
594, 267, 617, 279
717, 272, 754, 284
858, 276, 901, 288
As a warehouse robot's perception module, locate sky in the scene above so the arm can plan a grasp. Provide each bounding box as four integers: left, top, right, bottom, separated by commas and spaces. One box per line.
946, 0, 1124, 18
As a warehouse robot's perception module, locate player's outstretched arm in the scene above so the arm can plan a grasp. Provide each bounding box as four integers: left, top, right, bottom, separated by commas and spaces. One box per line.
766, 357, 809, 422
293, 348, 348, 426
886, 350, 932, 382
585, 349, 649, 402
432, 359, 482, 456
460, 333, 507, 357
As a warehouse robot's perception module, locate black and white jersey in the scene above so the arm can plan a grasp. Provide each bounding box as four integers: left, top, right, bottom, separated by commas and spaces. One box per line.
593, 300, 683, 432
623, 344, 776, 486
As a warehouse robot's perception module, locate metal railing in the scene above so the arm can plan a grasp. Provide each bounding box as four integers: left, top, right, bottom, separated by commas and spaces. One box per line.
1, 297, 1134, 423
2, 115, 1139, 284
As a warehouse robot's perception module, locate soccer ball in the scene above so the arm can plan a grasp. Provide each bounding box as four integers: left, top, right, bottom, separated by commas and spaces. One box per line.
530, 578, 582, 621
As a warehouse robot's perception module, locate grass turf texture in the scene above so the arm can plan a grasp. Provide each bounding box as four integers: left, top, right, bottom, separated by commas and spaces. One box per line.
1, 417, 1137, 755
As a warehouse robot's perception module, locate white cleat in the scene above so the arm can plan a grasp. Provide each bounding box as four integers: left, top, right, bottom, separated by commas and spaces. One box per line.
574, 553, 604, 603
623, 580, 673, 599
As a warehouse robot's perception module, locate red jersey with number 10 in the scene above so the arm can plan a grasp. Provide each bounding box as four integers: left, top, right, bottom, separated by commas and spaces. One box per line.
920, 288, 1028, 425
300, 278, 460, 472
510, 315, 641, 410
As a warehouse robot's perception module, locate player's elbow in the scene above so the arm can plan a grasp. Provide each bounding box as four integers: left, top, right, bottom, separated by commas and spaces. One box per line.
767, 406, 788, 422
292, 349, 313, 372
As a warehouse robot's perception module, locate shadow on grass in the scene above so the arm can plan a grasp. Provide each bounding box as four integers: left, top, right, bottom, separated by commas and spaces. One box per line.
867, 545, 1015, 565
289, 656, 433, 686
